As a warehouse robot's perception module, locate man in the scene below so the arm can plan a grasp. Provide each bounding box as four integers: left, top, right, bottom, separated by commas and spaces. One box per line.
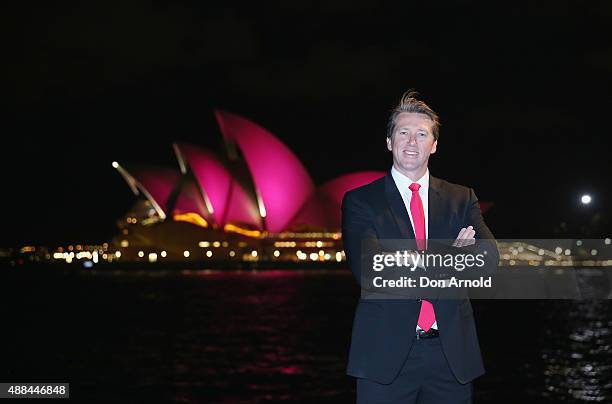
341, 91, 498, 403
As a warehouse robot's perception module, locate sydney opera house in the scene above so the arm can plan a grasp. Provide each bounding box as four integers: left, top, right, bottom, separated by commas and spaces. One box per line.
111, 110, 386, 264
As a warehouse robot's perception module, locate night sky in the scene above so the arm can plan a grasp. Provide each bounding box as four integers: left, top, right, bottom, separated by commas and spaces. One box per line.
3, 1, 611, 246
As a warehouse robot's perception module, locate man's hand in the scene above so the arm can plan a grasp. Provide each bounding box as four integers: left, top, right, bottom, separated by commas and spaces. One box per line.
453, 225, 475, 247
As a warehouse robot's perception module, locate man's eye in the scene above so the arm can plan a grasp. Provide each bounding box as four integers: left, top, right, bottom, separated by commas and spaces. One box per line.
418, 133, 427, 137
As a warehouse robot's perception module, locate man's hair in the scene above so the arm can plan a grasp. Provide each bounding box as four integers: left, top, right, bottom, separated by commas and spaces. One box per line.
386, 90, 440, 140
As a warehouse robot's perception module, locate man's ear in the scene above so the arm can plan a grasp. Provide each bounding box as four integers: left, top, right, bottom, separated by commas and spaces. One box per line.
430, 140, 438, 154
386, 136, 392, 151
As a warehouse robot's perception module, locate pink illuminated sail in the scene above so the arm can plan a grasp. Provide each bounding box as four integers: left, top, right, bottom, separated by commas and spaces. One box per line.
128, 166, 181, 217
174, 142, 262, 228
215, 110, 315, 232
172, 178, 210, 219
290, 171, 386, 229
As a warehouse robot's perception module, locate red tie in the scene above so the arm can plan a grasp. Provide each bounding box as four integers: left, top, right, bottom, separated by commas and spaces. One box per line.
409, 182, 436, 332
408, 183, 426, 251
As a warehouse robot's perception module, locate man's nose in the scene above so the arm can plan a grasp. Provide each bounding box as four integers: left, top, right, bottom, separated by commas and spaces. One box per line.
407, 135, 418, 144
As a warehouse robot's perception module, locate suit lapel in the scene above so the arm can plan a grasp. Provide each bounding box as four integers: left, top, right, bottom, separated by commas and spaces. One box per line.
427, 175, 444, 240
384, 173, 415, 239
428, 175, 447, 303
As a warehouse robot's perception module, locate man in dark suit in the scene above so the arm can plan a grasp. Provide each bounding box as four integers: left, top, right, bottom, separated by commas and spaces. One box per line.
341, 91, 498, 403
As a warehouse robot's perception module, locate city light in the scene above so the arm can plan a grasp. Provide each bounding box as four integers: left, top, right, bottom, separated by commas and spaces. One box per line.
174, 212, 208, 228
581, 194, 592, 204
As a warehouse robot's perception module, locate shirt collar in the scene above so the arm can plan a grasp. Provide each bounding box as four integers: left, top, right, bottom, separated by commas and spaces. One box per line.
391, 166, 430, 194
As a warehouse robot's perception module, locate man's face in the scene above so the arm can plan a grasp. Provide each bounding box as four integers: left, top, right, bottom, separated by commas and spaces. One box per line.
386, 112, 437, 180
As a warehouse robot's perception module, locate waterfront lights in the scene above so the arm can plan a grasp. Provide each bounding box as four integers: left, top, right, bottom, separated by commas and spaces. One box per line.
138, 250, 144, 258
273, 250, 280, 257
183, 250, 190, 258
161, 250, 167, 258
580, 194, 592, 204
206, 250, 213, 258
112, 161, 119, 168
115, 251, 121, 258
148, 253, 158, 263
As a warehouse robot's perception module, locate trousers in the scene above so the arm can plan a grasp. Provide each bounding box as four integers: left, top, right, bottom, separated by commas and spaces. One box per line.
356, 337, 472, 404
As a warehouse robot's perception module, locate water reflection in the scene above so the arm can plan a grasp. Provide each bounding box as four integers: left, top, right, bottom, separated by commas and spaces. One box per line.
542, 300, 612, 402
1, 269, 612, 403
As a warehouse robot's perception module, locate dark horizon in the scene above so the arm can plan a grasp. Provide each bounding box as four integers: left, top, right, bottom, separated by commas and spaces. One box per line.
3, 1, 611, 246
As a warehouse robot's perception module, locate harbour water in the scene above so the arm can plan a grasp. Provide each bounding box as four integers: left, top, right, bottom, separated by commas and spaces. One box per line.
1, 268, 611, 403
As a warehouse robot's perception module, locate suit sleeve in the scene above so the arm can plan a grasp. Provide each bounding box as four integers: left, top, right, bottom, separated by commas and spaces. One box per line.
341, 190, 377, 290
341, 190, 424, 299
463, 188, 499, 274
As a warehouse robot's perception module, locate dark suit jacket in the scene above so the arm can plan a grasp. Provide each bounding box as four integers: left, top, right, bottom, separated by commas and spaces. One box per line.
341, 172, 499, 385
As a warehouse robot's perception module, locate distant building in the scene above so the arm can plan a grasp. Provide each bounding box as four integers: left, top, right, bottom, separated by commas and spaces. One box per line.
111, 111, 488, 263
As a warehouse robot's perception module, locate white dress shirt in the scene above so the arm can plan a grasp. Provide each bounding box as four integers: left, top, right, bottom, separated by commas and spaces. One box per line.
390, 166, 438, 331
